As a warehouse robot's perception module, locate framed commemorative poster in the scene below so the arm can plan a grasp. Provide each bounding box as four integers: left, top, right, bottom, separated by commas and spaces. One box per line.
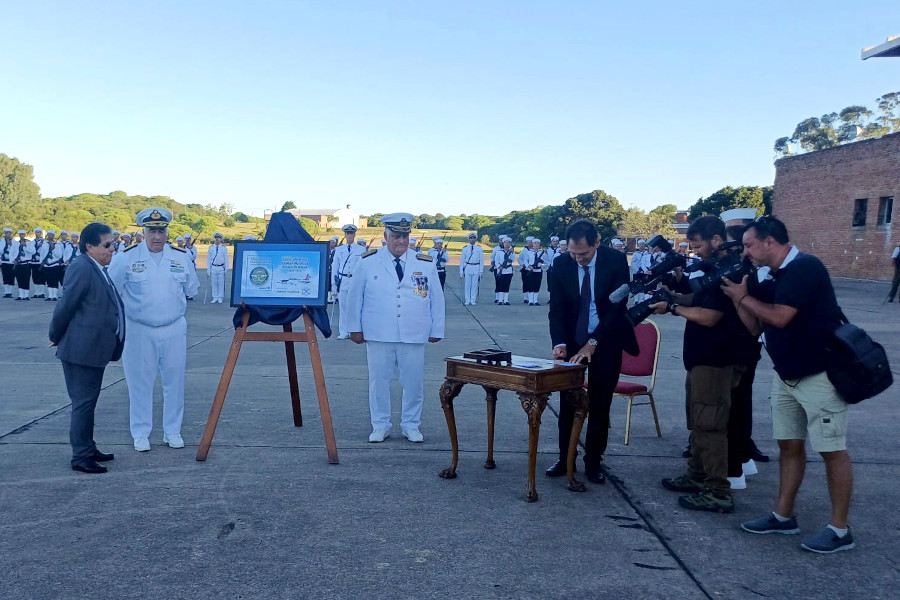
230, 241, 329, 307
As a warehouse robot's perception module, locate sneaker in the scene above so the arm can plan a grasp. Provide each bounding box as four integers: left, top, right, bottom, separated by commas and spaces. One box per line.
163, 433, 185, 448
368, 428, 390, 443
678, 490, 734, 513
402, 428, 424, 443
741, 512, 800, 535
133, 437, 151, 452
727, 474, 747, 490
801, 528, 855, 554
336, 334, 349, 340
662, 474, 704, 493
742, 459, 758, 476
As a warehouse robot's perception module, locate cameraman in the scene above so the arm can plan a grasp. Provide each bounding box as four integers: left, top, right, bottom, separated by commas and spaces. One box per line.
650, 215, 745, 513
721, 217, 854, 554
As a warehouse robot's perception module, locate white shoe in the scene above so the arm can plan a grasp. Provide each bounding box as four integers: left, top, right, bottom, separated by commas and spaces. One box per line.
743, 459, 758, 476
163, 433, 185, 449
402, 428, 424, 443
728, 474, 747, 490
337, 334, 349, 340
133, 437, 151, 452
368, 428, 391, 443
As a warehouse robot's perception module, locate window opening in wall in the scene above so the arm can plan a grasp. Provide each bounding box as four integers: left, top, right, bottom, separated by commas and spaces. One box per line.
877, 196, 893, 226
852, 199, 867, 227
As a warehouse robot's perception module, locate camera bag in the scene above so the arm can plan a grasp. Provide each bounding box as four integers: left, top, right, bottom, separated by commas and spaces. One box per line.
825, 311, 893, 404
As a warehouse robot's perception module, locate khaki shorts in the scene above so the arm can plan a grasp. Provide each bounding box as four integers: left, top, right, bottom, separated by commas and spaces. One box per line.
771, 371, 849, 453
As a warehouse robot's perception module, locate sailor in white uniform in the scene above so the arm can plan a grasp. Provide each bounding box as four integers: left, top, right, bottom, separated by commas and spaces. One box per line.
206, 232, 229, 303
1, 227, 16, 298
518, 236, 533, 303
117, 233, 132, 253
345, 213, 445, 443
330, 224, 364, 339
459, 232, 484, 305
11, 230, 36, 300
427, 236, 449, 289
490, 237, 505, 303
108, 207, 200, 452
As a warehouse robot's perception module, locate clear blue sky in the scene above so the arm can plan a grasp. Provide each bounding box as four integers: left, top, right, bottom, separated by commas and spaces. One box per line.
4, 1, 899, 218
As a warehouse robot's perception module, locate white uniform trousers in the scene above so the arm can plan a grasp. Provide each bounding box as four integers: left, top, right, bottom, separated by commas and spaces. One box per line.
464, 274, 480, 304
210, 269, 226, 301
123, 317, 187, 438
337, 286, 351, 337
366, 341, 425, 430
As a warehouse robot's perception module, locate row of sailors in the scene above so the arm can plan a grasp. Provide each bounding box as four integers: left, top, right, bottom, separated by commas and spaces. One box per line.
1, 227, 81, 300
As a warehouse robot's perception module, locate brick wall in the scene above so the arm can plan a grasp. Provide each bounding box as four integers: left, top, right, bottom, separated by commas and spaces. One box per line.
773, 132, 900, 280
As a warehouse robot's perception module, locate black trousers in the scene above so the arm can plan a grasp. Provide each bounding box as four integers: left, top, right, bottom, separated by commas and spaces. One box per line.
62, 361, 106, 466
31, 264, 46, 285
558, 350, 621, 466
1, 263, 14, 286
727, 361, 757, 476
889, 267, 900, 300
14, 264, 31, 289
44, 266, 62, 288
496, 273, 512, 293
437, 271, 446, 289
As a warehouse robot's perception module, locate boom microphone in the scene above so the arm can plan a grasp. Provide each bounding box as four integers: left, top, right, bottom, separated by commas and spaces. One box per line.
609, 283, 631, 304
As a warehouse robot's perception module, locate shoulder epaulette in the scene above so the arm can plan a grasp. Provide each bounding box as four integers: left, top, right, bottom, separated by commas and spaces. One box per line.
362, 249, 377, 258
169, 244, 187, 253
416, 253, 433, 262
123, 244, 138, 252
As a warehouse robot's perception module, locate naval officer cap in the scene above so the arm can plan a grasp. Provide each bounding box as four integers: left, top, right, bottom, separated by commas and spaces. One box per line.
341, 223, 358, 233
214, 232, 223, 239
381, 212, 414, 234
136, 207, 173, 228
467, 232, 477, 239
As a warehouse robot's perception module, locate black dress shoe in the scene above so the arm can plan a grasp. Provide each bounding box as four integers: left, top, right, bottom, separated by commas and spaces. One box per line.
584, 464, 606, 484
93, 450, 115, 462
72, 460, 107, 474
748, 440, 770, 462
545, 459, 571, 477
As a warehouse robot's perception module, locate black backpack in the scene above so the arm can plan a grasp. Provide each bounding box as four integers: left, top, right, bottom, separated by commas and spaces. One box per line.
825, 311, 893, 404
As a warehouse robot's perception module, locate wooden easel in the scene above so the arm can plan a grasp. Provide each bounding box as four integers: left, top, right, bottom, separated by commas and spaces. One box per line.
196, 304, 339, 464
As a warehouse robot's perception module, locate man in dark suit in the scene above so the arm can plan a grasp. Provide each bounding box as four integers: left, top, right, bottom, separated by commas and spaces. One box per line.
547, 219, 637, 484
49, 222, 126, 474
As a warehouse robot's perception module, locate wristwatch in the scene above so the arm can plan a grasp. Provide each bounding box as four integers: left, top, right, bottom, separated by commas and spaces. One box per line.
587, 338, 598, 346
668, 302, 680, 315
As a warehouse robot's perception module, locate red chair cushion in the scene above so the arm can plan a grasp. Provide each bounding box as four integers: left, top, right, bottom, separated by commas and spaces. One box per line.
614, 381, 648, 394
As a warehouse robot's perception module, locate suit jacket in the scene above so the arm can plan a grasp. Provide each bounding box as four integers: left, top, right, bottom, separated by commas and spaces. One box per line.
548, 247, 638, 358
49, 255, 125, 367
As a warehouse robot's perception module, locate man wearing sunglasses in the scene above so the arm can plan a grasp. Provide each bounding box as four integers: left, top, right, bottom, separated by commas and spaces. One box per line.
108, 207, 199, 453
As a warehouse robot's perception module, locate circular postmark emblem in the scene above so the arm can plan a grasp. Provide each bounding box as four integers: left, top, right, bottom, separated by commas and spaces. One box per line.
249, 266, 269, 286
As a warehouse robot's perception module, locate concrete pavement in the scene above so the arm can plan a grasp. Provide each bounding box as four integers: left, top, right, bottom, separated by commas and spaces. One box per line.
1, 270, 897, 599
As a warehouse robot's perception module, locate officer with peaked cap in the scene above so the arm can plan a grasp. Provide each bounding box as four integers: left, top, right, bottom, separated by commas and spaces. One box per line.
327, 236, 339, 301
428, 236, 448, 289
331, 223, 364, 339
1, 227, 15, 297
108, 207, 199, 452
460, 232, 484, 305
207, 232, 229, 303
344, 212, 445, 443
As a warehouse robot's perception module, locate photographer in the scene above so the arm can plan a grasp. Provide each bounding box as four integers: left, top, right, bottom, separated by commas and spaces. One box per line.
650, 215, 746, 514
721, 217, 854, 554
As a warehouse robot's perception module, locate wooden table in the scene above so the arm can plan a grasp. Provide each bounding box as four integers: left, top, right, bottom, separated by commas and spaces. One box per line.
438, 355, 589, 502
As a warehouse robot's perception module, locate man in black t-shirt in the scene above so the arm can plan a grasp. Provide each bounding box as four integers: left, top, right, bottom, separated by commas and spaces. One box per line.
722, 216, 855, 554
651, 216, 746, 514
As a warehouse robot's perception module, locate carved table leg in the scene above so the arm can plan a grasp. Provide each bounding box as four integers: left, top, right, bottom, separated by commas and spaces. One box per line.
438, 379, 465, 480
483, 387, 499, 469
518, 392, 550, 502
565, 388, 590, 493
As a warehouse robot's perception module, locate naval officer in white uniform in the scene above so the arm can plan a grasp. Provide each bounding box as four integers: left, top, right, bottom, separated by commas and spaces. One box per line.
206, 232, 229, 303
459, 232, 484, 305
344, 213, 445, 443
108, 207, 199, 452
331, 223, 364, 339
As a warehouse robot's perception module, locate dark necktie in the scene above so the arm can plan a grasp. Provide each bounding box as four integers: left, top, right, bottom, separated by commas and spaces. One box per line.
575, 265, 592, 347
394, 258, 404, 282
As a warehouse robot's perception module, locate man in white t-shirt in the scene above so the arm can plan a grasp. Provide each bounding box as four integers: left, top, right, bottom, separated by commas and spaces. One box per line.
888, 245, 900, 302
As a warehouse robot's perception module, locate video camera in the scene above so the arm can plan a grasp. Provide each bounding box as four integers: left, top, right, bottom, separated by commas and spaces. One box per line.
625, 288, 674, 328
609, 234, 686, 304
686, 240, 755, 295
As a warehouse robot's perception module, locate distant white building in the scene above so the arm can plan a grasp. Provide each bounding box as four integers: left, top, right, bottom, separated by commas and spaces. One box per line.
267, 204, 367, 229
